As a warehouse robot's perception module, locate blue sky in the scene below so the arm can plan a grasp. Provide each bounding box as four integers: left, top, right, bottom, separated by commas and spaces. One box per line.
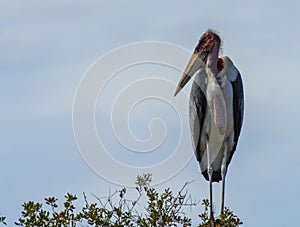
1, 0, 300, 226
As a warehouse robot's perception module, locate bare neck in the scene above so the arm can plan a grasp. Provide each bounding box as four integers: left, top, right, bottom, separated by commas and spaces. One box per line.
206, 44, 220, 75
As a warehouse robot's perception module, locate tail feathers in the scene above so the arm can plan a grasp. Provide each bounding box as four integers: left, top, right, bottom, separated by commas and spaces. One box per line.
202, 170, 221, 182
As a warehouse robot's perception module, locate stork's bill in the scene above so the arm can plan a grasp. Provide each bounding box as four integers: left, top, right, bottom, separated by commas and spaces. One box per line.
174, 30, 221, 96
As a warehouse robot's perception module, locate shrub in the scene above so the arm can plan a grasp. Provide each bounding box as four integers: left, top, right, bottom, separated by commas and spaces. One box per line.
1, 174, 242, 227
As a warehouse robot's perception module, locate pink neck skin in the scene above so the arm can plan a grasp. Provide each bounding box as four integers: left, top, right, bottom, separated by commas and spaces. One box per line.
206, 42, 220, 75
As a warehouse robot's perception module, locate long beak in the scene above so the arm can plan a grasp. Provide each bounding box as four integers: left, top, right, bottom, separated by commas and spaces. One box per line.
174, 52, 205, 96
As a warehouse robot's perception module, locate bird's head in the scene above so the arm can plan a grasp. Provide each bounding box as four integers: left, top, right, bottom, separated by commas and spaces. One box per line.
174, 29, 221, 96
196, 29, 221, 63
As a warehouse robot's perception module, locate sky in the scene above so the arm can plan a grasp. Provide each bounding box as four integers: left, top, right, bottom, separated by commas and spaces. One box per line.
1, 0, 300, 226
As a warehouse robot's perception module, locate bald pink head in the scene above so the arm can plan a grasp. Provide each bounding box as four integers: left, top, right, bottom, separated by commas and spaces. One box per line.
194, 29, 223, 74
194, 29, 221, 56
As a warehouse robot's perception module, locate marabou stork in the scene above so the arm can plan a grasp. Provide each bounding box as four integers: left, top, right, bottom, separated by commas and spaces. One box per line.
174, 29, 244, 222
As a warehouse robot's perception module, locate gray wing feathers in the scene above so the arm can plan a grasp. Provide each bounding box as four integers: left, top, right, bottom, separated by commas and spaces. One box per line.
189, 70, 207, 162
227, 71, 244, 165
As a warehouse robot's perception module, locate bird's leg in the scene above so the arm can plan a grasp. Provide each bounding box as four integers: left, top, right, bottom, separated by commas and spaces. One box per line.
209, 168, 214, 226
207, 142, 214, 224
220, 143, 228, 215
